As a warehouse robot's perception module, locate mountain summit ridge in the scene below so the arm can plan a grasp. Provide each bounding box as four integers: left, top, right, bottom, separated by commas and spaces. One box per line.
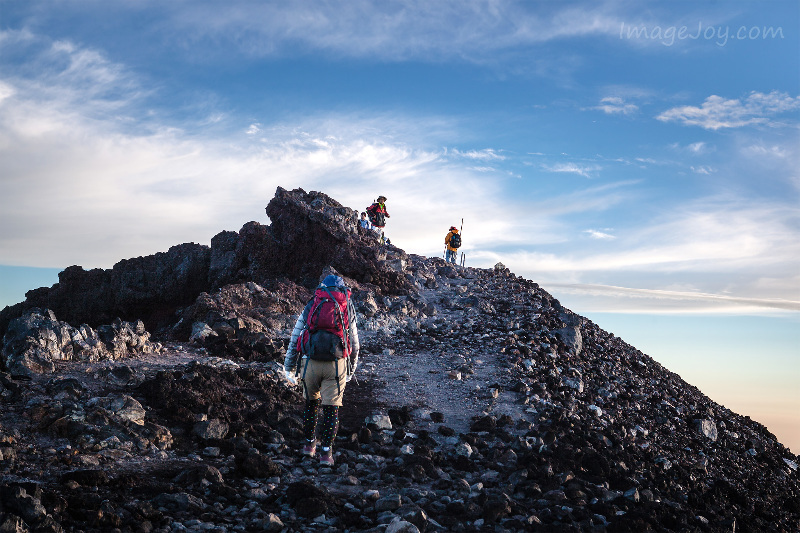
0, 187, 797, 531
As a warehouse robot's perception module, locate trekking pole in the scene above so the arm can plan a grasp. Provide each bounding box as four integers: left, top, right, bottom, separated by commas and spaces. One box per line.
459, 218, 464, 266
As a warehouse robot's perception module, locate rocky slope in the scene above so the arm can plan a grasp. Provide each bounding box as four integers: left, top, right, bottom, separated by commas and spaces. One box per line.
0, 187, 798, 533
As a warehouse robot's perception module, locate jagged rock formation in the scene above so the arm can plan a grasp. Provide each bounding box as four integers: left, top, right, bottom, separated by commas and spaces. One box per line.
2, 309, 161, 378
0, 187, 411, 344
0, 187, 797, 532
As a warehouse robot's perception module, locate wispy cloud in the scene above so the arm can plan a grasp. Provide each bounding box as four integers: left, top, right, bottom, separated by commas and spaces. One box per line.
542, 162, 601, 177
657, 91, 800, 130
585, 229, 616, 240
548, 283, 800, 313
449, 148, 506, 161
160, 1, 627, 63
691, 165, 716, 175
592, 96, 638, 115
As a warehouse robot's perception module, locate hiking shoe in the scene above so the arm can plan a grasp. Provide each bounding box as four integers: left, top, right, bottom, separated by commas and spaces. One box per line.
319, 449, 334, 466
302, 442, 316, 457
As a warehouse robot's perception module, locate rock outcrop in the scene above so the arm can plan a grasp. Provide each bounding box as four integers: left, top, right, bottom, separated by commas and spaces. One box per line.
2, 309, 160, 378
0, 187, 412, 346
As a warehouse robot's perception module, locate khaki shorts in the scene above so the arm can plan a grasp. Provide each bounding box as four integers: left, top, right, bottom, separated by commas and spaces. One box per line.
299, 357, 348, 407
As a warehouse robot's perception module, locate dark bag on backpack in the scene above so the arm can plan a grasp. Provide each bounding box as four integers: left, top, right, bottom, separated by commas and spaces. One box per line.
296, 286, 352, 361
449, 232, 461, 249
366, 203, 385, 228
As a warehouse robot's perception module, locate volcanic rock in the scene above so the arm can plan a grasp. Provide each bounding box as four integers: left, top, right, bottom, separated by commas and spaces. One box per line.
1, 309, 158, 377
0, 186, 796, 533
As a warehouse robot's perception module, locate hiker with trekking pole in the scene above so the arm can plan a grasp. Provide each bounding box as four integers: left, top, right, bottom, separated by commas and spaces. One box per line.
444, 220, 462, 265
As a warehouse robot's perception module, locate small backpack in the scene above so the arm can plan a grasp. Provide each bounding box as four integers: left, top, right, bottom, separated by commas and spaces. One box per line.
296, 286, 352, 361
449, 232, 462, 249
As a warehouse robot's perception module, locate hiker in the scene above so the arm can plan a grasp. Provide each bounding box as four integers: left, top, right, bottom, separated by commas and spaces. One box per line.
359, 212, 372, 230
366, 196, 390, 234
284, 274, 359, 466
444, 226, 461, 264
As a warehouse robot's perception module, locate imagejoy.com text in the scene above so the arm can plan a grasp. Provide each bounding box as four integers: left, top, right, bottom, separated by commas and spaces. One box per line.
620, 22, 784, 46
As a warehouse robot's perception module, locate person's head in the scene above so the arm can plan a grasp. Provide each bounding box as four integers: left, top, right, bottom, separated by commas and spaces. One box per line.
449, 226, 458, 232
377, 195, 387, 203
360, 212, 367, 219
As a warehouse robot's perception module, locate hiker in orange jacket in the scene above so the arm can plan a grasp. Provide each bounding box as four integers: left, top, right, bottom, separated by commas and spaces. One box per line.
444, 226, 461, 264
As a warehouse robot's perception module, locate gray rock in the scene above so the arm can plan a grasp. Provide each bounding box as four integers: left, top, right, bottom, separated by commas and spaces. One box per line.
554, 325, 583, 355
375, 494, 402, 512
694, 419, 718, 441
366, 414, 393, 430
386, 519, 420, 533
87, 395, 146, 425
193, 419, 229, 440
260, 513, 284, 532
2, 309, 156, 377
454, 442, 473, 457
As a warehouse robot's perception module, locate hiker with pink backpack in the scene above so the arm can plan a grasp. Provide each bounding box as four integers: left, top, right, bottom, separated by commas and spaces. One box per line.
284, 273, 360, 466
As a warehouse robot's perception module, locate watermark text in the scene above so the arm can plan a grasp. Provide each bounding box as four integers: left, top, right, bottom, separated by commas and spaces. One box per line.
620, 22, 784, 46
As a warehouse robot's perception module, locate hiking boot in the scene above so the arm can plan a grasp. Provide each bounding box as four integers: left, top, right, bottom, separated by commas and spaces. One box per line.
302, 442, 316, 457
319, 449, 334, 466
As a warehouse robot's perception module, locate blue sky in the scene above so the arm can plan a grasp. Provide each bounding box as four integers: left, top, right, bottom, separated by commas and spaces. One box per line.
0, 1, 798, 450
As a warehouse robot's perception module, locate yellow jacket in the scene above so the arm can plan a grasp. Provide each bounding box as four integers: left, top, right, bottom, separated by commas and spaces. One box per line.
445, 230, 460, 252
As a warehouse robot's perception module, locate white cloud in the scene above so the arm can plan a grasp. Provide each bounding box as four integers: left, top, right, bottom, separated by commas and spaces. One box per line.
745, 144, 789, 159
585, 229, 616, 240
0, 33, 522, 269
542, 162, 601, 177
593, 96, 638, 115
657, 91, 800, 130
688, 141, 707, 153
449, 148, 506, 161
691, 165, 715, 175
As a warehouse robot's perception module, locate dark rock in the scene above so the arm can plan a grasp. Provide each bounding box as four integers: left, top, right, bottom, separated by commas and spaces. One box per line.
286, 481, 334, 518
60, 469, 109, 486
471, 415, 497, 432
235, 450, 281, 478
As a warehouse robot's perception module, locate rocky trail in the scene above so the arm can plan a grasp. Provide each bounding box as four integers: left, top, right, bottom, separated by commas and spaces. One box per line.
0, 187, 797, 533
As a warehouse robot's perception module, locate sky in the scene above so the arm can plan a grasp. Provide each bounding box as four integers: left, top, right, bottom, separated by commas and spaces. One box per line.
0, 1, 798, 451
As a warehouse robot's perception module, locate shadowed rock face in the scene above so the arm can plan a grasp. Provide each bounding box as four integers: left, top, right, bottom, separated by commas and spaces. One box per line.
0, 242, 211, 341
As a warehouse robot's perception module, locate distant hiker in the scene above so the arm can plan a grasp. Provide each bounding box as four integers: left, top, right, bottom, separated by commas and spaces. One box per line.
445, 226, 461, 264
359, 212, 372, 230
366, 196, 390, 233
284, 274, 359, 466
